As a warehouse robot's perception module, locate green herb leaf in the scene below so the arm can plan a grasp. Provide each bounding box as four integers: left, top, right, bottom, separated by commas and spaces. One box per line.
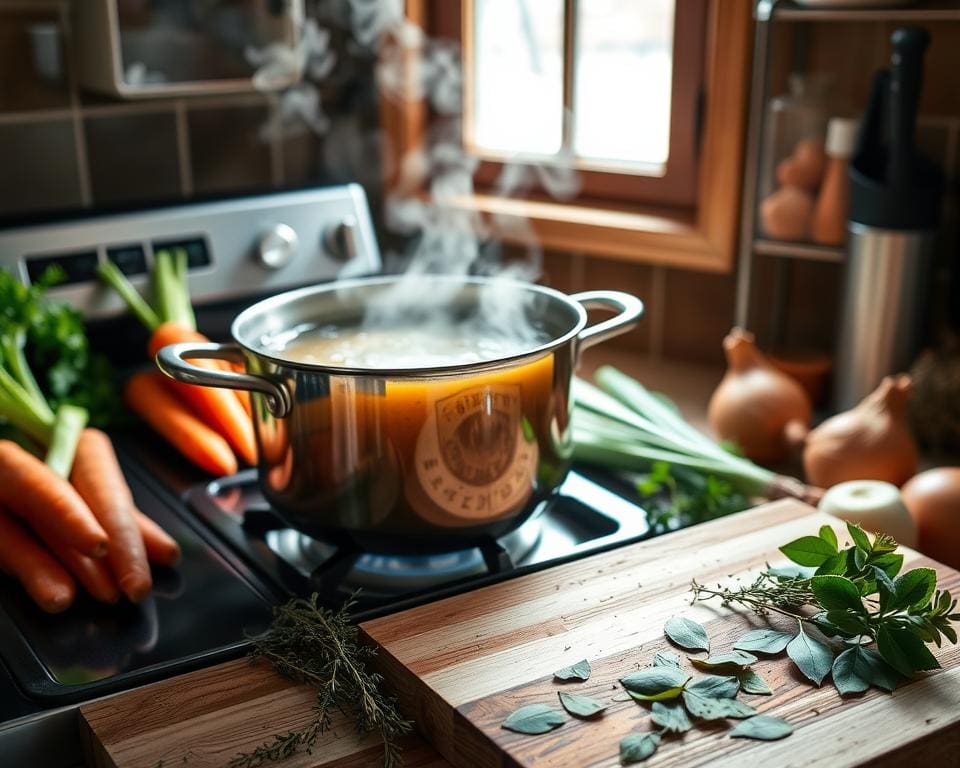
872, 553, 904, 579
682, 690, 755, 720
619, 732, 660, 764
650, 700, 692, 733
852, 647, 903, 692
557, 691, 606, 719
819, 524, 838, 550
780, 536, 837, 567
853, 547, 868, 571
733, 629, 793, 655
553, 659, 591, 681
501, 704, 565, 734
729, 715, 793, 741
685, 674, 740, 699
626, 687, 685, 703
891, 568, 937, 612
821, 609, 869, 637
832, 647, 869, 696
815, 552, 849, 576
620, 667, 688, 697
767, 564, 815, 580
737, 668, 773, 695
876, 624, 940, 677
847, 522, 871, 553
786, 631, 834, 685
690, 650, 757, 672
652, 651, 681, 668
811, 575, 864, 613
664, 616, 710, 652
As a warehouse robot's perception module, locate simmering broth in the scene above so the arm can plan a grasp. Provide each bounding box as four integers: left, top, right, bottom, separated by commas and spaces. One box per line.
257, 324, 566, 534
277, 324, 549, 368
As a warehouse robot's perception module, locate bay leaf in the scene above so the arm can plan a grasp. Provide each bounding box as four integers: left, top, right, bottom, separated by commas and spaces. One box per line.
685, 674, 739, 699
553, 658, 591, 681
832, 647, 869, 696
786, 631, 834, 686
729, 715, 793, 741
876, 624, 940, 677
557, 691, 606, 719
852, 646, 904, 692
501, 704, 564, 734
619, 732, 660, 764
620, 667, 688, 696
664, 616, 710, 652
690, 650, 757, 673
737, 668, 772, 695
733, 628, 794, 655
626, 686, 685, 703
652, 651, 681, 668
651, 700, 692, 733
682, 690, 755, 720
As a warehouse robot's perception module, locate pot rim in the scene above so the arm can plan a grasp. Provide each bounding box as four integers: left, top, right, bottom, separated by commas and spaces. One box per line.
229, 274, 588, 379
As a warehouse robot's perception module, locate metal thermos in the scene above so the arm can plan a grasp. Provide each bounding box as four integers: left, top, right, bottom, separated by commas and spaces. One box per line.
834, 28, 942, 410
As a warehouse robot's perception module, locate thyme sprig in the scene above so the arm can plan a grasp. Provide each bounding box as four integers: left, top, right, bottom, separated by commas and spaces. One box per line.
228, 594, 412, 768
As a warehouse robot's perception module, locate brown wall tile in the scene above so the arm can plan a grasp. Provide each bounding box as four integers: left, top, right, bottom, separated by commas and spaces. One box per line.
577, 256, 652, 355
0, 120, 81, 215
0, 10, 70, 113
661, 267, 736, 365
188, 105, 272, 196
85, 112, 181, 206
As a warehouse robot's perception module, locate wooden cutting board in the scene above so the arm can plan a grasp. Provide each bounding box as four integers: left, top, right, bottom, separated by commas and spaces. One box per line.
359, 499, 960, 768
81, 499, 960, 767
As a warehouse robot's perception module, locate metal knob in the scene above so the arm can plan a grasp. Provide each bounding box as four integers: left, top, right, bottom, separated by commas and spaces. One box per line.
257, 223, 299, 270
322, 217, 359, 261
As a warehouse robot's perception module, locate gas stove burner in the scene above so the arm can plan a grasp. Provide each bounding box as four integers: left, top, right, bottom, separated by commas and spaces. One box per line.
185, 467, 653, 614
264, 512, 545, 591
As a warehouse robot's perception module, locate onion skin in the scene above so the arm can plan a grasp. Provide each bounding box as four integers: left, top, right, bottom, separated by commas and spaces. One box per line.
708, 328, 812, 463
901, 467, 960, 569
803, 375, 918, 489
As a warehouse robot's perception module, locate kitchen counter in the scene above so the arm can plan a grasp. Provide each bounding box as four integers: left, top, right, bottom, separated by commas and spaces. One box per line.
79, 498, 960, 768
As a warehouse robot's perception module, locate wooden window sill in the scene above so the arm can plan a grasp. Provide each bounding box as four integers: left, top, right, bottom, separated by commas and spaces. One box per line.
447, 193, 732, 272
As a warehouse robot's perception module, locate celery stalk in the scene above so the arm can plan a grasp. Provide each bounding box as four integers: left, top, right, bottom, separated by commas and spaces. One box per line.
44, 404, 88, 478
97, 261, 161, 331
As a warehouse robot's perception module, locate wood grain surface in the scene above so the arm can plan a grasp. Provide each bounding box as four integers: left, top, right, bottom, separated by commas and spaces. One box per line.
359, 499, 960, 768
79, 657, 451, 768
81, 499, 960, 767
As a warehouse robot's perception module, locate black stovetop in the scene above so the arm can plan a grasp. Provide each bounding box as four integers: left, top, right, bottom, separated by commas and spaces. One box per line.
0, 428, 653, 724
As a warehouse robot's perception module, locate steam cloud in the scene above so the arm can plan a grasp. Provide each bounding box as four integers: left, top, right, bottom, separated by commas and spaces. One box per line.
247, 0, 583, 352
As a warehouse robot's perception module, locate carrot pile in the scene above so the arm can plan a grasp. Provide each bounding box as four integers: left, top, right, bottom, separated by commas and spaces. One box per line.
0, 269, 181, 613
98, 250, 255, 475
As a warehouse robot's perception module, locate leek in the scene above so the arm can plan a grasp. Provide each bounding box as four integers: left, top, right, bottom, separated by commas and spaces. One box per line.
572, 366, 781, 498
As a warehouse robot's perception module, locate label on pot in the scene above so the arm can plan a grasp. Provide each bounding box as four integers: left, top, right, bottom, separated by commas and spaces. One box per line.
414, 383, 538, 521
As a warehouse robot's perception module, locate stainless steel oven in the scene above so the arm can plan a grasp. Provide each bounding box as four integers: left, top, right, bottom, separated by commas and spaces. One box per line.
75, 0, 302, 99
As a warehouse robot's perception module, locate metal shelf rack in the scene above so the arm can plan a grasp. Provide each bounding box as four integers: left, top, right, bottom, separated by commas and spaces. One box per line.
733, 0, 960, 332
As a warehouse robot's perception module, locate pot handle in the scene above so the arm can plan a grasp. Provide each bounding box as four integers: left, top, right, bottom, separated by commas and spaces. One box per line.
155, 342, 292, 418
571, 290, 645, 352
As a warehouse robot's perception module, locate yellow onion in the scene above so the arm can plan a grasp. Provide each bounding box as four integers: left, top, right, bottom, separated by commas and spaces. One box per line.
804, 375, 918, 489
708, 328, 812, 463
901, 467, 960, 568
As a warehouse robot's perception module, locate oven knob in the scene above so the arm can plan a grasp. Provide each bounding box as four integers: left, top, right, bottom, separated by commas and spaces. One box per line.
257, 224, 299, 269
322, 217, 359, 261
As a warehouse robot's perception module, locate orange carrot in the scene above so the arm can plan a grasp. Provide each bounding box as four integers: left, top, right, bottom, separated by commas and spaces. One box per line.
44, 538, 120, 604
0, 440, 109, 559
133, 510, 182, 567
148, 321, 257, 466
124, 372, 238, 476
70, 429, 152, 602
0, 510, 76, 614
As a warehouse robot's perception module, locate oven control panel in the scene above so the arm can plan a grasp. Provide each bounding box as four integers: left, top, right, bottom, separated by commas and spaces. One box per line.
0, 185, 381, 319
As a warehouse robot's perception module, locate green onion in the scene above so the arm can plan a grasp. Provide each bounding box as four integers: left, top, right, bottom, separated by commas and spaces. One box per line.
572, 367, 779, 498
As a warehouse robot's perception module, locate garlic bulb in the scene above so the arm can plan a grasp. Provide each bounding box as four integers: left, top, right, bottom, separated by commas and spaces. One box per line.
708, 328, 812, 463
819, 480, 917, 548
804, 375, 918, 489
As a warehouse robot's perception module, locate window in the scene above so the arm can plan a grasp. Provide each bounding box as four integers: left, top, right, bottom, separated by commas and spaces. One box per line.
465, 0, 704, 206
383, 1, 752, 271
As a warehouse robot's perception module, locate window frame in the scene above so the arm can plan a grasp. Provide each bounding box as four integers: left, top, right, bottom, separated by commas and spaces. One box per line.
461, 0, 706, 207
379, 0, 752, 273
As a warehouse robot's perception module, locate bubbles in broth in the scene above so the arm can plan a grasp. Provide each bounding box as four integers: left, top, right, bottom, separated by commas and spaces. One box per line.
276, 324, 550, 368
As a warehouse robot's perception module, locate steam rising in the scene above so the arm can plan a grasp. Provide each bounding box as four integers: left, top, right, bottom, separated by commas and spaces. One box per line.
248, 1, 582, 356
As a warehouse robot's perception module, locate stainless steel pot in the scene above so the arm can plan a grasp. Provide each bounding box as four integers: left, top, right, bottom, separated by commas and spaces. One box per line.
157, 275, 642, 552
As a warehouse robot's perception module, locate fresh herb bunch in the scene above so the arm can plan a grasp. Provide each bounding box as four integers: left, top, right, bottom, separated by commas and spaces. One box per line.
693, 521, 960, 687
228, 594, 412, 768
0, 267, 116, 427
636, 461, 748, 531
